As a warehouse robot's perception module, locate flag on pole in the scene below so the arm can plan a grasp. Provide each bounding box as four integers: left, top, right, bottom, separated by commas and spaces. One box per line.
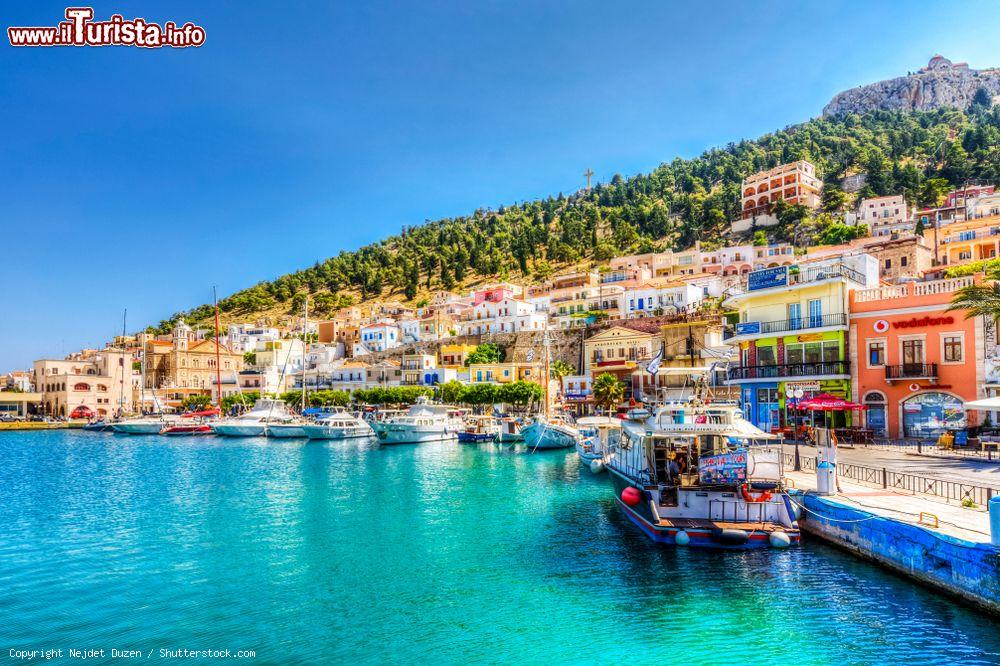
526, 347, 535, 363
646, 345, 663, 376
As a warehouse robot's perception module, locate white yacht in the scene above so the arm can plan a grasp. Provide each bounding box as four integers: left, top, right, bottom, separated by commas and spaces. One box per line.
302, 410, 374, 440
212, 399, 292, 437
371, 397, 462, 445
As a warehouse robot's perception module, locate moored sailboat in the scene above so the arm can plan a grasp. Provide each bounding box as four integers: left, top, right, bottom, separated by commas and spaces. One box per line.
521, 324, 579, 450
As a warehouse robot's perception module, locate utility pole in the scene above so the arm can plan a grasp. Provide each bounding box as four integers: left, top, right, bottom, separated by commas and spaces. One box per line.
584, 168, 594, 193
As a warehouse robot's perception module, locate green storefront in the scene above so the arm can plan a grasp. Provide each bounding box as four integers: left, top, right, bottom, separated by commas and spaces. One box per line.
741, 330, 853, 431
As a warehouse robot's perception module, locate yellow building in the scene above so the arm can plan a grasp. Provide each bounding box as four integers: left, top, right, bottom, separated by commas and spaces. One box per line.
467, 362, 543, 385
722, 255, 878, 431
144, 321, 244, 405
438, 343, 479, 370
924, 215, 1000, 266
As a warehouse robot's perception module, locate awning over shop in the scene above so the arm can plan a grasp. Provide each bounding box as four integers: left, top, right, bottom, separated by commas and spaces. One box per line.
963, 397, 1000, 410
796, 393, 864, 411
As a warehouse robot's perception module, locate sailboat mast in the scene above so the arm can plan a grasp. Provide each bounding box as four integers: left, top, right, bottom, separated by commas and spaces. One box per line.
543, 320, 551, 420
213, 286, 223, 410
301, 296, 308, 413
119, 308, 127, 415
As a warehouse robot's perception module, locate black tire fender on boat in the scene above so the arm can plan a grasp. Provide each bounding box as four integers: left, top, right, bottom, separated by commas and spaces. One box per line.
710, 528, 749, 545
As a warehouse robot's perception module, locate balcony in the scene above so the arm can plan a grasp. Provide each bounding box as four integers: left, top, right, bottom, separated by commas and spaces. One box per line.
733, 312, 847, 337
727, 360, 849, 381
885, 364, 938, 382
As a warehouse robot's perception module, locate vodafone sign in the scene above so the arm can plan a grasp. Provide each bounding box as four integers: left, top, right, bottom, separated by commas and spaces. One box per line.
873, 319, 889, 333
892, 315, 954, 329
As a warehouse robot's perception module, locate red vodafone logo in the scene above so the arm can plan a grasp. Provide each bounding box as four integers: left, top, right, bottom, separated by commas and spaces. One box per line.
873, 320, 889, 333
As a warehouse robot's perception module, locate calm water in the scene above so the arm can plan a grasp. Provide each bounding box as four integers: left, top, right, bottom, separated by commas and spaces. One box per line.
2, 431, 1000, 665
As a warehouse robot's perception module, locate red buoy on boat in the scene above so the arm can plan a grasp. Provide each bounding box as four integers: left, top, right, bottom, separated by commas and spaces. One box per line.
621, 486, 642, 507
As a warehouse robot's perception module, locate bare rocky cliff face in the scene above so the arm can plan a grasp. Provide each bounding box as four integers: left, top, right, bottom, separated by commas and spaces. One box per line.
822, 56, 1000, 117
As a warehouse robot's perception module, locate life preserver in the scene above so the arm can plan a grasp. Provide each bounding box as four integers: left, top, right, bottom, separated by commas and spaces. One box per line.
740, 483, 772, 503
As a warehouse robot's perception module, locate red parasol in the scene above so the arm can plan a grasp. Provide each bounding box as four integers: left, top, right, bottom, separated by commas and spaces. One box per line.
796, 393, 864, 411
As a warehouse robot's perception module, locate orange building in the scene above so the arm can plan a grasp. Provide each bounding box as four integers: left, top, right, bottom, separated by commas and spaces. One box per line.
849, 275, 990, 439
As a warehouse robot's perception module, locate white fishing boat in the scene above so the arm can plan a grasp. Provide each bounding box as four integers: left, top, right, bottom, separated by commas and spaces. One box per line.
302, 410, 374, 440
212, 398, 292, 437
606, 379, 800, 549
575, 415, 622, 471
497, 417, 524, 443
457, 414, 500, 443
371, 397, 462, 444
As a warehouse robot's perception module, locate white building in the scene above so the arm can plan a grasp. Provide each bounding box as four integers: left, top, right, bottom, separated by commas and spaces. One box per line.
624, 282, 704, 317
858, 195, 912, 237
226, 324, 281, 354
359, 322, 402, 353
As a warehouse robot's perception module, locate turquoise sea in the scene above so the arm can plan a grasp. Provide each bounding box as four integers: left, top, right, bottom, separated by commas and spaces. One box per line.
2, 430, 1000, 665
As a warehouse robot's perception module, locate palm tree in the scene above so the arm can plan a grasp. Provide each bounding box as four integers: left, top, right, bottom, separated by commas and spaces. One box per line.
592, 372, 625, 413
948, 282, 1000, 319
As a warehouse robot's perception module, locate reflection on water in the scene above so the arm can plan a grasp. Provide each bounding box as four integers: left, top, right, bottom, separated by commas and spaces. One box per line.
1, 430, 999, 665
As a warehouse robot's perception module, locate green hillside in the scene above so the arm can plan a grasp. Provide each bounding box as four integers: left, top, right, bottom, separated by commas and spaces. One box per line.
151, 105, 1000, 333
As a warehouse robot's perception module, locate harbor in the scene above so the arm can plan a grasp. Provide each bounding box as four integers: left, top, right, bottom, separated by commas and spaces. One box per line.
2, 428, 1000, 664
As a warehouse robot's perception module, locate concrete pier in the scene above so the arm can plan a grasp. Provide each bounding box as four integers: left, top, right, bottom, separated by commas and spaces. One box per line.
785, 468, 1000, 614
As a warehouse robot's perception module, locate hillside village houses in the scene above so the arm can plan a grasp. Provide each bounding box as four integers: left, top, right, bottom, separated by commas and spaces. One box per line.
18, 158, 1000, 441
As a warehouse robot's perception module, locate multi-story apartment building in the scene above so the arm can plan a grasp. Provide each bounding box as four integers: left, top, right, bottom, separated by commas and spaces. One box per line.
858, 195, 912, 237
723, 254, 879, 431
34, 348, 135, 418
734, 160, 822, 232
849, 274, 990, 439
924, 215, 1000, 266
967, 192, 1000, 220
550, 285, 625, 329
458, 298, 547, 335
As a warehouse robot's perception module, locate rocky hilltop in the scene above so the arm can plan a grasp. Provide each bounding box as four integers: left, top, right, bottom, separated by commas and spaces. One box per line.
823, 55, 1000, 117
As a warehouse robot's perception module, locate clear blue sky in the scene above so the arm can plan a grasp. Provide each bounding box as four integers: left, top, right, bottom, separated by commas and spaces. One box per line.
3, 1, 1000, 369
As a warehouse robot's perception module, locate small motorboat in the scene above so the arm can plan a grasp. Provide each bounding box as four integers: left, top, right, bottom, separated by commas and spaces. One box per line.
457, 415, 500, 443
160, 408, 218, 436
575, 416, 622, 471
497, 417, 524, 444
82, 419, 114, 432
